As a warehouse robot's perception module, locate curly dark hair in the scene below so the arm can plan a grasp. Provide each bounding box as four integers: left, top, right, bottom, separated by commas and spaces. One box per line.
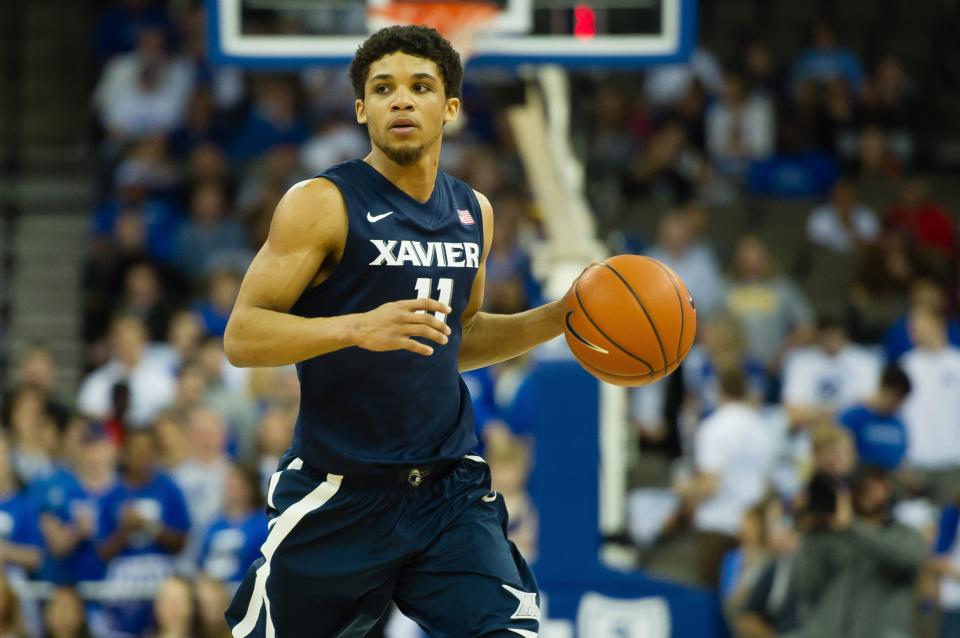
349, 25, 463, 100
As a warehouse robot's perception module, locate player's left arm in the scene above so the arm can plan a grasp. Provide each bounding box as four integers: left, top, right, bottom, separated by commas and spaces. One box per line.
458, 191, 564, 372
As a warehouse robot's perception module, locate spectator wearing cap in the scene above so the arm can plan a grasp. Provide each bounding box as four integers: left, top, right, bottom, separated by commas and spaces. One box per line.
900, 304, 960, 502
96, 429, 190, 637
76, 316, 176, 429
785, 468, 925, 638
674, 367, 776, 587
838, 365, 911, 471
781, 318, 881, 429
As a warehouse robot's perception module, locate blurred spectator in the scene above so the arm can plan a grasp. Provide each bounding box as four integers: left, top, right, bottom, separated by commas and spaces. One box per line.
228, 78, 309, 162
781, 318, 880, 428
194, 339, 255, 456
742, 42, 779, 97
628, 121, 707, 207
900, 304, 960, 501
487, 435, 537, 562
255, 407, 296, 490
887, 175, 957, 262
171, 408, 230, 565
1, 344, 69, 432
725, 235, 815, 372
169, 90, 230, 158
848, 232, 921, 346
734, 517, 801, 638
97, 429, 189, 637
43, 586, 91, 638
705, 71, 775, 177
113, 137, 179, 201
646, 212, 725, 320
116, 261, 177, 342
148, 311, 204, 374
789, 20, 866, 95
91, 177, 182, 265
197, 464, 267, 583
809, 423, 858, 483
174, 184, 251, 281
805, 179, 880, 253
38, 422, 120, 586
674, 368, 775, 587
861, 57, 921, 164
5, 386, 58, 485
194, 576, 232, 638
0, 436, 43, 578
645, 47, 723, 108
76, 316, 176, 428
154, 410, 189, 470
93, 27, 193, 141
92, 0, 174, 62
151, 577, 199, 638
785, 468, 925, 638
838, 365, 911, 471
193, 271, 242, 338
0, 572, 28, 638
883, 280, 960, 362
718, 502, 772, 610
300, 118, 368, 176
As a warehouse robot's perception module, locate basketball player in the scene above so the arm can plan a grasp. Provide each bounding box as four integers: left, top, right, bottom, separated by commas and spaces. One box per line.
224, 26, 566, 638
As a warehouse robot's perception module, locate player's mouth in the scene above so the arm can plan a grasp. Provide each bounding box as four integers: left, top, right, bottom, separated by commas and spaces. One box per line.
389, 118, 419, 135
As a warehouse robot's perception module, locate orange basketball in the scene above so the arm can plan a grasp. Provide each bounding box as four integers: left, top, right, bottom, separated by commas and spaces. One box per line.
562, 255, 697, 387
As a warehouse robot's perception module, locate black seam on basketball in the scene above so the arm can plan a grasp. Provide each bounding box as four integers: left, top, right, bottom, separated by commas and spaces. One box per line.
644, 257, 685, 363
565, 312, 612, 356
578, 355, 660, 379
574, 280, 654, 373
598, 261, 669, 370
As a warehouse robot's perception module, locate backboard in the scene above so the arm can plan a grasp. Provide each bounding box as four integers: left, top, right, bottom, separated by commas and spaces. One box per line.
207, 0, 697, 68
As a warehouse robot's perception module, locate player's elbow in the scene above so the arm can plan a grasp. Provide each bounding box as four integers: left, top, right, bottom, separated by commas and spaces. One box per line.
223, 319, 254, 368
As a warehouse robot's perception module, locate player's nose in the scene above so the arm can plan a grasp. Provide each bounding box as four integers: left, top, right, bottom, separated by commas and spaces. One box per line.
390, 86, 415, 110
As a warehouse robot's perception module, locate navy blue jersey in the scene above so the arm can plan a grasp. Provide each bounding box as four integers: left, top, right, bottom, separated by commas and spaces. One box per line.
288, 159, 483, 475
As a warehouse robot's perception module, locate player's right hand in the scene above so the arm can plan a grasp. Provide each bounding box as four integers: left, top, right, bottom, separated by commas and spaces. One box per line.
351, 298, 452, 356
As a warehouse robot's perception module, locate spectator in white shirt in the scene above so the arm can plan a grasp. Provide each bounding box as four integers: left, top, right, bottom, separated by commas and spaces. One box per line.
675, 367, 776, 587
76, 316, 176, 427
782, 318, 881, 429
706, 71, 775, 177
646, 212, 726, 320
806, 179, 880, 253
900, 304, 960, 502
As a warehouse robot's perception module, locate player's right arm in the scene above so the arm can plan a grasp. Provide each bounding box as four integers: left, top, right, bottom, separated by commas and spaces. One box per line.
224, 178, 452, 368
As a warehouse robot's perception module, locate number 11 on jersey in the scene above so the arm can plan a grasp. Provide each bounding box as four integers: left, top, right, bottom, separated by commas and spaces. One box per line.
414, 277, 453, 323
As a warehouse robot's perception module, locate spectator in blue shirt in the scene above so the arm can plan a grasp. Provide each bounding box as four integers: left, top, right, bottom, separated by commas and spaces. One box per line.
228, 78, 310, 162
39, 422, 122, 585
0, 435, 43, 579
97, 428, 190, 637
838, 364, 911, 470
197, 463, 268, 584
790, 20, 866, 95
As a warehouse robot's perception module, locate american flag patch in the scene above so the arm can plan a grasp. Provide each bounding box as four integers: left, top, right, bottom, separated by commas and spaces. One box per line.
457, 209, 475, 225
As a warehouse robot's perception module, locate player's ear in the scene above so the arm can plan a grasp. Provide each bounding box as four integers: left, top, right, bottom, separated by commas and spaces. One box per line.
443, 97, 461, 124
356, 98, 367, 124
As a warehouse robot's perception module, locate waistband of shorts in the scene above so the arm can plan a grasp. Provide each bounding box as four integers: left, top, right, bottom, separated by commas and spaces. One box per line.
302, 458, 460, 490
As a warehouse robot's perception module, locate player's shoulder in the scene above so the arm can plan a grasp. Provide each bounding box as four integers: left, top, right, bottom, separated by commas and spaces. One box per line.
269, 177, 348, 247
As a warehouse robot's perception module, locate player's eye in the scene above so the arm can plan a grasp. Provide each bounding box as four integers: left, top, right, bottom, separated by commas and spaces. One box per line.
375, 84, 390, 94
413, 83, 430, 92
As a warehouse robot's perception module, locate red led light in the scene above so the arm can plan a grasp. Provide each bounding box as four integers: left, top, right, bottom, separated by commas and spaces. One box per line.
574, 3, 596, 40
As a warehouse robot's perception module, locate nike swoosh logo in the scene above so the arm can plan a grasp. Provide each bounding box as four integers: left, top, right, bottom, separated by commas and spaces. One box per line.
366, 211, 395, 223
564, 311, 609, 354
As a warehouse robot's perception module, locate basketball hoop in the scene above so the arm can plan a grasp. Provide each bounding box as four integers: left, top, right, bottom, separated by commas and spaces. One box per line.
367, 0, 502, 61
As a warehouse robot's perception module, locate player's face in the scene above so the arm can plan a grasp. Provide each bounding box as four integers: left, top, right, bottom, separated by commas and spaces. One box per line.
356, 52, 460, 166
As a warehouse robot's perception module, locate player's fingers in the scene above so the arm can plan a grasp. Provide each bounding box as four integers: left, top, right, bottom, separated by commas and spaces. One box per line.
402, 298, 452, 315
406, 312, 452, 335
403, 324, 449, 345
397, 338, 434, 356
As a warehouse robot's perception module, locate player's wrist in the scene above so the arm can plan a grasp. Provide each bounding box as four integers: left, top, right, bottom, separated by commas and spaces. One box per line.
333, 314, 362, 349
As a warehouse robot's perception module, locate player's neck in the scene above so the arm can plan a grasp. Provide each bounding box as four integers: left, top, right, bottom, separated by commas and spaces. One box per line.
364, 146, 441, 204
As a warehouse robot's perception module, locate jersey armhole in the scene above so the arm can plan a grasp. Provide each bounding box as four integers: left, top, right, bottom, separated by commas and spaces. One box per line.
301, 175, 353, 295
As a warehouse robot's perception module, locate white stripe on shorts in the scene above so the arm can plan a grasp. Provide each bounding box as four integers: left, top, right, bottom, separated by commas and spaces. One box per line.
266, 457, 304, 510
465, 454, 486, 463
232, 472, 342, 638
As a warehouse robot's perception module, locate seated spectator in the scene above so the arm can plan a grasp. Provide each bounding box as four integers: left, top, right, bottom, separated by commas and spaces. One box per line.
786, 467, 925, 638
808, 422, 858, 484
194, 576, 232, 638
175, 184, 251, 282
154, 410, 189, 471
92, 0, 175, 62
789, 20, 866, 95
887, 175, 957, 262
193, 270, 242, 338
148, 310, 204, 374
0, 435, 43, 580
0, 343, 70, 431
169, 89, 230, 158
900, 304, 960, 501
674, 368, 776, 587
646, 213, 726, 320
43, 586, 91, 638
115, 261, 177, 343
91, 175, 183, 265
838, 365, 911, 471
151, 577, 198, 638
734, 516, 801, 638
197, 464, 268, 583
628, 121, 706, 207
847, 231, 920, 345
38, 422, 121, 586
805, 179, 880, 253
718, 502, 773, 609
113, 137, 179, 202
884, 280, 960, 362
93, 26, 193, 141
97, 429, 190, 637
76, 316, 176, 428
255, 407, 296, 490
781, 318, 880, 428
5, 385, 57, 484
228, 78, 309, 162
171, 408, 230, 565
725, 235, 815, 372
705, 70, 775, 177
861, 56, 921, 164
487, 434, 537, 563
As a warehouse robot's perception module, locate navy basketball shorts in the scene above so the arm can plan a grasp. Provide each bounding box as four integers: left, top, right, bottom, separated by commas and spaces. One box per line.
225, 455, 540, 637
